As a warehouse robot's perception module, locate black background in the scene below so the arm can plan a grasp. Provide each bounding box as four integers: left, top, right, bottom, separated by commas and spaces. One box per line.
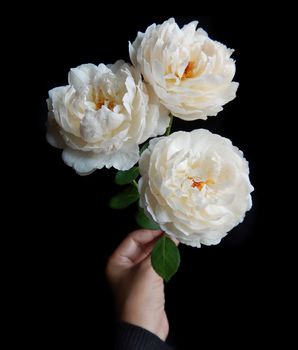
18, 14, 279, 349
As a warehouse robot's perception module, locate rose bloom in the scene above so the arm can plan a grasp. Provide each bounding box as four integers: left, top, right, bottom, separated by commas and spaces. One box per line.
47, 61, 169, 174
129, 18, 238, 121
138, 130, 253, 247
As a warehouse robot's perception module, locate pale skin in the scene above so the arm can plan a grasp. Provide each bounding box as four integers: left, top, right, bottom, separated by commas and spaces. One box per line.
106, 229, 169, 341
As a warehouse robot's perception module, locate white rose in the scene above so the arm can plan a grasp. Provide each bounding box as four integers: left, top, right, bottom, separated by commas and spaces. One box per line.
47, 61, 169, 174
138, 130, 253, 247
129, 18, 239, 121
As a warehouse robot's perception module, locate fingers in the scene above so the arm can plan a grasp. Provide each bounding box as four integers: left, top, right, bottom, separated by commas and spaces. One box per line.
110, 229, 163, 266
128, 229, 163, 246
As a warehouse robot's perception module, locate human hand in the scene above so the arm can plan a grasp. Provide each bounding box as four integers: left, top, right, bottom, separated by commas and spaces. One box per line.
106, 229, 169, 341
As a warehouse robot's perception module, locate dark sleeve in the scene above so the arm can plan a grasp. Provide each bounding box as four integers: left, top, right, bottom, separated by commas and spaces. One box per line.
114, 322, 173, 350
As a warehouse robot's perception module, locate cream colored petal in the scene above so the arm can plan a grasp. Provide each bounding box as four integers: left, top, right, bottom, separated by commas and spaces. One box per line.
46, 111, 65, 149
68, 63, 98, 89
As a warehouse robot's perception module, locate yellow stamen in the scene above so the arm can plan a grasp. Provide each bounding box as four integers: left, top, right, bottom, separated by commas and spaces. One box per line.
95, 99, 115, 111
188, 177, 214, 191
182, 61, 196, 80
95, 99, 105, 110
108, 101, 115, 110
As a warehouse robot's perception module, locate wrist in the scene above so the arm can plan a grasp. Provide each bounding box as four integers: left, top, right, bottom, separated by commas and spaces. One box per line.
115, 322, 173, 350
120, 311, 165, 341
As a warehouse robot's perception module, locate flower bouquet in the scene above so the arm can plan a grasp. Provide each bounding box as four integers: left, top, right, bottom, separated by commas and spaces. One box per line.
46, 18, 253, 281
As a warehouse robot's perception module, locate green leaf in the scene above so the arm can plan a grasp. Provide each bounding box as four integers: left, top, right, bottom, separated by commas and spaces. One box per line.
151, 236, 180, 282
115, 167, 139, 185
136, 207, 160, 230
139, 141, 149, 155
109, 185, 139, 209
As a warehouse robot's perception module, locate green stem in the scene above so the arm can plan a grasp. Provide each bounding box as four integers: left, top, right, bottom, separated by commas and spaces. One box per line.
165, 113, 173, 136
132, 180, 138, 189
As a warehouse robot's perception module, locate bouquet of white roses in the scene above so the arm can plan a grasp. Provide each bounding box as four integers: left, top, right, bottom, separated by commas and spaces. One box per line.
46, 18, 253, 281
